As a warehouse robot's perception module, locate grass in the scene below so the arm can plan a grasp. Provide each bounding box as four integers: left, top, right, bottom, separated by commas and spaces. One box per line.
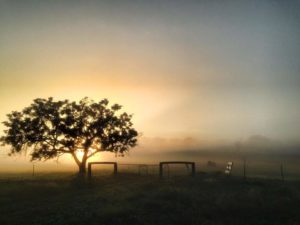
0, 173, 299, 225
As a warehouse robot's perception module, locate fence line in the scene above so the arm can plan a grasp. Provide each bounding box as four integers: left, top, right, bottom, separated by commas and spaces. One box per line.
86, 160, 300, 181
2, 160, 299, 181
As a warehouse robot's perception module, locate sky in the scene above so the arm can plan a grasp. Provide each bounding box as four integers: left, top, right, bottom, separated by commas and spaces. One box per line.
0, 0, 300, 170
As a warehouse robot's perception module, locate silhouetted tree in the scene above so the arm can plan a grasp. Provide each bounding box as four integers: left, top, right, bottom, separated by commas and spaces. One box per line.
0, 97, 138, 174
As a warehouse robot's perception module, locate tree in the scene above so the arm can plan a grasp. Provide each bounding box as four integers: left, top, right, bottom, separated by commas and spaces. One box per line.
0, 97, 138, 174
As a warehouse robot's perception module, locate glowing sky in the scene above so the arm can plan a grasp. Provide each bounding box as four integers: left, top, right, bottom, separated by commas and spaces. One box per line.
0, 0, 300, 170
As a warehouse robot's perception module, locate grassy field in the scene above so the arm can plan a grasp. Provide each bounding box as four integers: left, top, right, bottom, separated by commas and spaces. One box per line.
0, 173, 299, 225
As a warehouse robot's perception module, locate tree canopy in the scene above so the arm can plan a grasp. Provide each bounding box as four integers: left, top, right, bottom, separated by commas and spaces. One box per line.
0, 97, 138, 173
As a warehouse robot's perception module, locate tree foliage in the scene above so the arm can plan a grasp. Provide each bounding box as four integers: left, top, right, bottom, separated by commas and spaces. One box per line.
0, 97, 138, 173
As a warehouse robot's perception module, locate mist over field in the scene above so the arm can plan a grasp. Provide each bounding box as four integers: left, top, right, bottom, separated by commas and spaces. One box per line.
1, 135, 299, 181
0, 0, 300, 177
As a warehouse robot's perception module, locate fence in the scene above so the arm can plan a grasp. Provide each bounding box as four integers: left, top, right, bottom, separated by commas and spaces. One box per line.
86, 159, 300, 181
3, 159, 299, 181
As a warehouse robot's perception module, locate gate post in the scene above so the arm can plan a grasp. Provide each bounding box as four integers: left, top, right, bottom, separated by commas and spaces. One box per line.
88, 163, 92, 179
114, 163, 118, 175
159, 162, 163, 178
191, 163, 196, 177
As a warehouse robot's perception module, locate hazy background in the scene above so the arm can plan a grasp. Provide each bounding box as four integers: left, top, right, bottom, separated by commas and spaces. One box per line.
0, 0, 300, 172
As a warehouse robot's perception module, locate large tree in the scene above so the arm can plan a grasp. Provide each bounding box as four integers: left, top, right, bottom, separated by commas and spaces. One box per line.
0, 97, 138, 174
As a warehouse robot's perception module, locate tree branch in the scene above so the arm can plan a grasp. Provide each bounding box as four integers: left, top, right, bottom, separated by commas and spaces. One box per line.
87, 149, 101, 159
71, 152, 81, 166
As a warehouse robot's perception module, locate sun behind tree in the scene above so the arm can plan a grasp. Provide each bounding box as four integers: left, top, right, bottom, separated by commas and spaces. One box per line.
0, 97, 138, 174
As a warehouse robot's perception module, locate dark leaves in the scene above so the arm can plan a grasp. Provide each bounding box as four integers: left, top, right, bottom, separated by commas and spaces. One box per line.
0, 97, 138, 162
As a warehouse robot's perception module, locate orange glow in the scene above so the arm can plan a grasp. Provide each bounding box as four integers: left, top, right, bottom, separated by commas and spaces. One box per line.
75, 150, 84, 159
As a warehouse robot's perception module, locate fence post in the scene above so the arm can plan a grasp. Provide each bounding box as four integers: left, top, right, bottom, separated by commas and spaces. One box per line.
280, 163, 285, 182
159, 163, 163, 178
113, 163, 118, 175
88, 163, 92, 179
191, 163, 196, 177
243, 160, 246, 179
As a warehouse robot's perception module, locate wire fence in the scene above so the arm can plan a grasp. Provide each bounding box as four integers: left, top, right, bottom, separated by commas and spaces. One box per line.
1, 159, 299, 180
87, 160, 300, 180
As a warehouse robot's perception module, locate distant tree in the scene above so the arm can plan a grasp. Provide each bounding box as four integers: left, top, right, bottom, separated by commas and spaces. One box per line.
0, 97, 138, 174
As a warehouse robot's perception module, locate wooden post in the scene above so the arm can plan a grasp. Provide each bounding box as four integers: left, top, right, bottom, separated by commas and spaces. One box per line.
166, 164, 170, 177
159, 162, 163, 178
280, 163, 284, 182
88, 163, 92, 179
191, 163, 195, 177
114, 163, 118, 175
243, 158, 246, 180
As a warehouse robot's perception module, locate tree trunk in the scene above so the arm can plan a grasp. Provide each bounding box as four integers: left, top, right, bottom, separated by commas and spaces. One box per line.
78, 160, 87, 174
